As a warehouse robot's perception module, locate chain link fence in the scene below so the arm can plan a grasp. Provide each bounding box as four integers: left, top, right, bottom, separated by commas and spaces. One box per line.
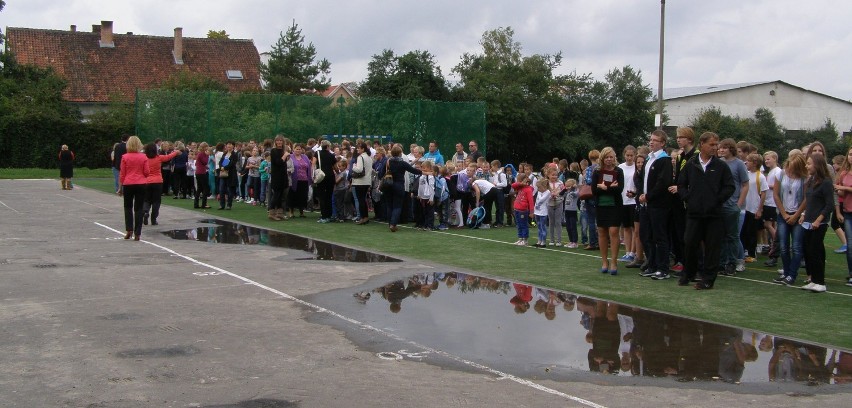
135, 90, 486, 154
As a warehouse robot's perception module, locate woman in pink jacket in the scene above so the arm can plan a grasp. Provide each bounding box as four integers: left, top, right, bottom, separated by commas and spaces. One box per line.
119, 136, 150, 240
143, 142, 180, 226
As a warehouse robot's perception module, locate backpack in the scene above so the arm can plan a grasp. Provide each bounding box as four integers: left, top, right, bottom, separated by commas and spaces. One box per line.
435, 176, 449, 202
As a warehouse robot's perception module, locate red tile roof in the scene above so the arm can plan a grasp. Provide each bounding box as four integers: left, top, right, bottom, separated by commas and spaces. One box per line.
5, 27, 262, 103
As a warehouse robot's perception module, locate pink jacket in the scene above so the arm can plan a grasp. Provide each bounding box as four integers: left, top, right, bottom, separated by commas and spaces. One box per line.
119, 153, 151, 186
146, 150, 180, 184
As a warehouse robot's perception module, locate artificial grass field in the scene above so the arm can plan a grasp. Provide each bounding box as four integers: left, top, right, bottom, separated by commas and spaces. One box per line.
69, 176, 852, 350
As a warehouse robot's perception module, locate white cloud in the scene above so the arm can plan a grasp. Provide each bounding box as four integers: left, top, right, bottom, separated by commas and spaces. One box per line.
3, 0, 851, 100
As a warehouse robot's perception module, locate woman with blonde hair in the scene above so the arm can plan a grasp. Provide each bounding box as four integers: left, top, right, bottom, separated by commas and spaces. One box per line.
591, 147, 624, 275
119, 136, 150, 240
58, 144, 75, 190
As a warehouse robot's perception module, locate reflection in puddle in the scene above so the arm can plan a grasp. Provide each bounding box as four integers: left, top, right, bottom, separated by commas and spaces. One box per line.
163, 219, 401, 263
357, 272, 850, 385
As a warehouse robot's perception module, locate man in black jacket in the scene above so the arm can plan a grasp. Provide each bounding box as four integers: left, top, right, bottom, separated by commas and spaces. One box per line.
639, 130, 674, 280
676, 132, 735, 289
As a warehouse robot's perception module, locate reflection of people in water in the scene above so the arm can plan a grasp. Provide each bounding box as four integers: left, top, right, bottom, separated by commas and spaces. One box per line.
532, 289, 560, 320
714, 327, 758, 383
510, 283, 533, 314
374, 279, 419, 313
631, 309, 678, 377
768, 337, 830, 383
585, 300, 621, 374
829, 351, 852, 384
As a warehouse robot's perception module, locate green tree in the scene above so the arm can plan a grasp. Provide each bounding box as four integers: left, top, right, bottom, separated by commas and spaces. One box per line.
261, 21, 331, 95
359, 49, 449, 100
452, 27, 565, 164
206, 30, 230, 39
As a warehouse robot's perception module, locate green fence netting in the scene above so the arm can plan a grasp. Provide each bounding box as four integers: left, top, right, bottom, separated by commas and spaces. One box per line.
135, 90, 486, 155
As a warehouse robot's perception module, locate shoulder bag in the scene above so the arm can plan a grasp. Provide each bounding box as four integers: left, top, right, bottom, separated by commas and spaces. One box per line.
313, 151, 326, 183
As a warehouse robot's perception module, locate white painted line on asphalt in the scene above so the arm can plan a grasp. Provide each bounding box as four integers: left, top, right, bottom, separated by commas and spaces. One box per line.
0, 200, 20, 213
58, 193, 114, 212
94, 221, 608, 408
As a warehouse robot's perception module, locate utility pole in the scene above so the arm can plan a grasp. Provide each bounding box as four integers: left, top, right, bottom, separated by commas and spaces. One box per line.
657, 0, 666, 130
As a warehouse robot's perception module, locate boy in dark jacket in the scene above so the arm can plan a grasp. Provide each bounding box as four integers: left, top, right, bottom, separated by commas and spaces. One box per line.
676, 132, 736, 289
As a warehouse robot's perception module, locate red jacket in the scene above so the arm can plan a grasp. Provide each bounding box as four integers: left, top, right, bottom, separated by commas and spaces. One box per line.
512, 182, 535, 212
119, 153, 151, 186
146, 150, 180, 184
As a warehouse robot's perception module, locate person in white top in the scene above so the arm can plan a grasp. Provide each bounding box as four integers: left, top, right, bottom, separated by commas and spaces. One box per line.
742, 153, 768, 262
762, 151, 783, 266
617, 145, 637, 263
490, 159, 508, 227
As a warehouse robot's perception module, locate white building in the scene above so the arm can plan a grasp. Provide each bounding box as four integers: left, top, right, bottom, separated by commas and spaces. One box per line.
662, 81, 852, 137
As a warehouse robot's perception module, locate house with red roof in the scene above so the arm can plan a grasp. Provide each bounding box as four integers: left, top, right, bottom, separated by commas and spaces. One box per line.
4, 20, 262, 116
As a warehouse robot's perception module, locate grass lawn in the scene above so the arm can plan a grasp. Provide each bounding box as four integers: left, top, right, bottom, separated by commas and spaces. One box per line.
0, 168, 114, 179
73, 175, 852, 350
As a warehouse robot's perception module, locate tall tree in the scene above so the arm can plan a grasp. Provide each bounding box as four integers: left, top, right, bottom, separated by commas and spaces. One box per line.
452, 27, 566, 164
360, 49, 449, 100
261, 21, 331, 94
206, 30, 230, 39
160, 70, 227, 92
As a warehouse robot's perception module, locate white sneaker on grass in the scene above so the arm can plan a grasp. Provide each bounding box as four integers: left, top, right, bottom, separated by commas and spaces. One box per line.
800, 282, 816, 290
810, 284, 827, 293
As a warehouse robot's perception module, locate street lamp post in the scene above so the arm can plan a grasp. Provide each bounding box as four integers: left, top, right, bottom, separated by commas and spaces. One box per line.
657, 0, 666, 130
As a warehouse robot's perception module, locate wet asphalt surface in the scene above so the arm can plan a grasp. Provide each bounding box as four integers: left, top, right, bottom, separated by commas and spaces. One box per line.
0, 179, 849, 407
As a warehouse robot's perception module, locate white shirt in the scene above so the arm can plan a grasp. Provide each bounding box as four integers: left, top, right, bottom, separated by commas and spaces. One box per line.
745, 171, 768, 213
699, 154, 712, 172
471, 179, 495, 196
764, 167, 783, 207
643, 149, 663, 195
618, 162, 636, 204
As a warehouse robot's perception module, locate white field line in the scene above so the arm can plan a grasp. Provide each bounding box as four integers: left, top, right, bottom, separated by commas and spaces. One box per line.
94, 221, 608, 408
58, 193, 114, 212
0, 200, 20, 213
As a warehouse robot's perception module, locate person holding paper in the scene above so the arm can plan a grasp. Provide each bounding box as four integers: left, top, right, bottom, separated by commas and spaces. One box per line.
591, 147, 625, 275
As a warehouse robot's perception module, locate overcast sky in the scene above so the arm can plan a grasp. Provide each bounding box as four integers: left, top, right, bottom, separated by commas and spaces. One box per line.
3, 0, 851, 101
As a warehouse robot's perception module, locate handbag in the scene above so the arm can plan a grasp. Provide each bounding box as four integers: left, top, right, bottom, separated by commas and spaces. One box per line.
313, 152, 326, 183
379, 160, 394, 192
351, 156, 365, 178
219, 168, 229, 178
578, 184, 593, 200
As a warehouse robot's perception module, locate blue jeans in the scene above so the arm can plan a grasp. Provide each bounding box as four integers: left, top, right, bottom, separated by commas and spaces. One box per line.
112, 167, 120, 193
580, 206, 588, 244
720, 208, 741, 267
584, 200, 598, 246
776, 212, 804, 280
843, 212, 852, 276
536, 215, 548, 243
515, 210, 529, 239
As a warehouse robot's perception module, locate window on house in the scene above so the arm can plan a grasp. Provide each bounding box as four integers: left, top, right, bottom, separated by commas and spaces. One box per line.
226, 70, 244, 80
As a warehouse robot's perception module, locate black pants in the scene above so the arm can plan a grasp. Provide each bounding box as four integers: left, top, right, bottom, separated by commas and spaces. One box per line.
740, 211, 760, 257
317, 184, 333, 219
123, 184, 146, 235
354, 185, 370, 219
480, 188, 498, 225
640, 206, 670, 273
670, 201, 686, 264
143, 182, 163, 222
682, 216, 724, 286
803, 225, 828, 285
194, 175, 210, 207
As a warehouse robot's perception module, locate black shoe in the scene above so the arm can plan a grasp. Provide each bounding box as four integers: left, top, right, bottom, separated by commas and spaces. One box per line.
772, 276, 786, 284
639, 270, 656, 277
694, 282, 713, 290
143, 214, 149, 225
151, 220, 158, 226
764, 258, 778, 267
677, 280, 690, 286
719, 264, 735, 276
639, 261, 650, 272
651, 271, 671, 280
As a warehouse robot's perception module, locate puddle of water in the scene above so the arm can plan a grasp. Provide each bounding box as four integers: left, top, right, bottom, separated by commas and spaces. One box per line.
163, 219, 401, 263
334, 272, 851, 386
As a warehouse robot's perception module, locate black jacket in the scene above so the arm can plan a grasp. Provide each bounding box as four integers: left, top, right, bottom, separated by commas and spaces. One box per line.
639, 151, 674, 208
677, 155, 735, 218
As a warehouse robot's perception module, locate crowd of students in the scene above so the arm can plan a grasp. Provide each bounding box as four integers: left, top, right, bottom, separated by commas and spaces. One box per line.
110, 130, 852, 291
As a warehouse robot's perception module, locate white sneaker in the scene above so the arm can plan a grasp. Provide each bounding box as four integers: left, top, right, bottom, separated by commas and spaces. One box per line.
735, 260, 745, 272
810, 284, 827, 293
800, 282, 816, 290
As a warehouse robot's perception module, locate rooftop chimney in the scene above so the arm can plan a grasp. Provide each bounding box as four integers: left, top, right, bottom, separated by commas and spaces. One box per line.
70, 25, 77, 32
99, 20, 114, 48
173, 27, 184, 64
92, 24, 100, 33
